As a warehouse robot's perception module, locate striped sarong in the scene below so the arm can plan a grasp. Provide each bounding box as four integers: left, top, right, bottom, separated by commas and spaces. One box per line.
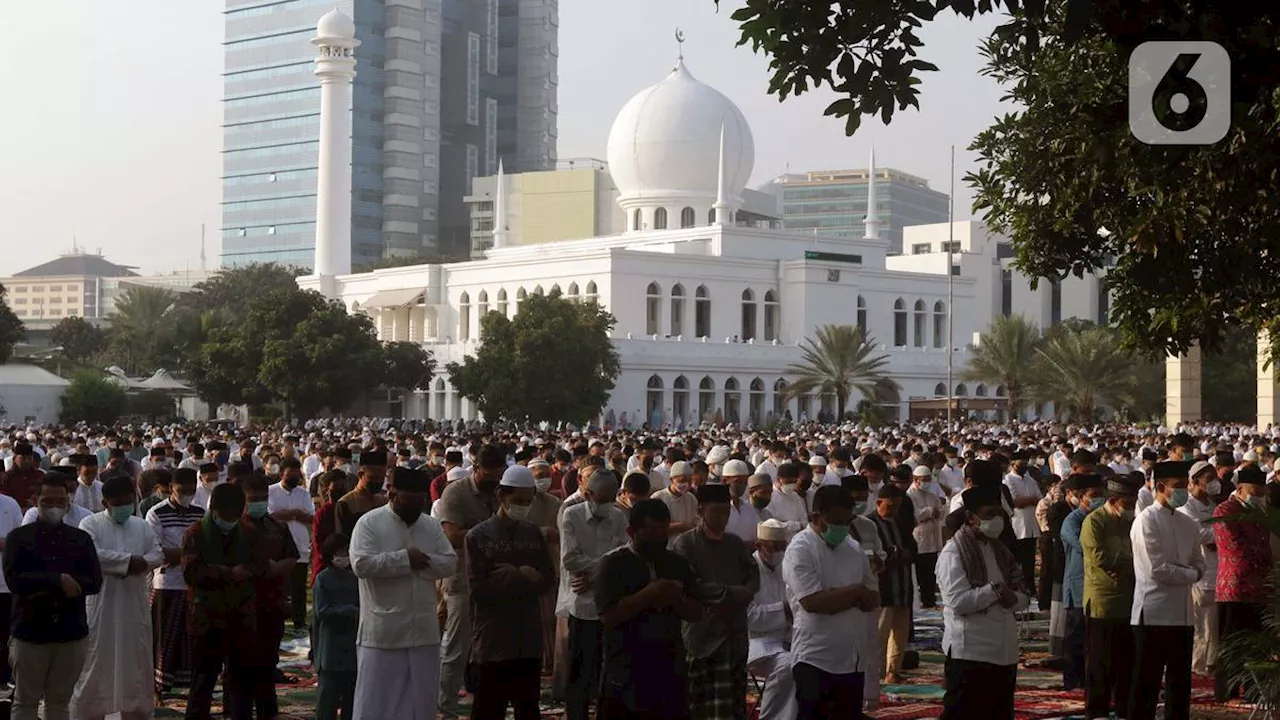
687, 645, 748, 720
152, 588, 196, 693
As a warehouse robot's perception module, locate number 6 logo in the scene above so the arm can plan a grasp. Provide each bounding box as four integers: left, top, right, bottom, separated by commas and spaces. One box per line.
1128, 41, 1231, 145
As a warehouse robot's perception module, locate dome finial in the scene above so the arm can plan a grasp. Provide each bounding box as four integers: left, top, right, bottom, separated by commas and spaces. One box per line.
675, 28, 685, 63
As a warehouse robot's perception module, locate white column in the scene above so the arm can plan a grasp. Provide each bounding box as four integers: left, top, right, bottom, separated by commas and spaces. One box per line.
1258, 332, 1280, 429
390, 309, 400, 342
312, 11, 360, 279
1166, 345, 1202, 427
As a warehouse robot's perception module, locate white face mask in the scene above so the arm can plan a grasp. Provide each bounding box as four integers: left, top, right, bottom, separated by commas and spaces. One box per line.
978, 515, 1004, 539
177, 493, 195, 508
674, 482, 690, 495
534, 476, 552, 493
40, 507, 66, 525
506, 503, 532, 520
266, 463, 280, 476
331, 555, 351, 569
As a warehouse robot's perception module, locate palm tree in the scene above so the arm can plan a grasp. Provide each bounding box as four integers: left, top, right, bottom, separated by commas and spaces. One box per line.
108, 286, 176, 374
964, 315, 1041, 420
784, 324, 899, 421
1033, 326, 1137, 421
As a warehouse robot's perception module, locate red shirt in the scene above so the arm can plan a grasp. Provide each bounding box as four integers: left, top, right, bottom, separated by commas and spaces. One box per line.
429, 468, 455, 503
2, 468, 43, 510
311, 502, 339, 584
1213, 495, 1274, 603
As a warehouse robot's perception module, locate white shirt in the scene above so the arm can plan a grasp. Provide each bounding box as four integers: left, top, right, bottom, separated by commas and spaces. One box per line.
725, 500, 761, 544
766, 485, 809, 536
303, 454, 324, 480
1130, 502, 1204, 626
22, 504, 93, 528
1177, 494, 1218, 594
651, 487, 698, 544
74, 479, 104, 513
937, 535, 1028, 665
1002, 472, 1041, 539
746, 551, 791, 665
555, 501, 628, 620
0, 494, 22, 593
268, 482, 314, 556
1137, 485, 1156, 513
782, 526, 877, 675
939, 465, 964, 497
1051, 451, 1070, 479
907, 484, 946, 554
192, 480, 223, 511
349, 504, 458, 649
146, 499, 205, 591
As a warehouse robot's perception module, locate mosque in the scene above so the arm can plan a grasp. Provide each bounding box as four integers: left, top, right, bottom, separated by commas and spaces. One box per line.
298, 10, 1130, 427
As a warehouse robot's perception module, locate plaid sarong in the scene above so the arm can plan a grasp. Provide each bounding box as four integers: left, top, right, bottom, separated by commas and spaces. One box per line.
687, 645, 748, 720
152, 588, 196, 693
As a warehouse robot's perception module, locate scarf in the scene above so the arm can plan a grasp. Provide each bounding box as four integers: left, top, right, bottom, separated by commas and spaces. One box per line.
199, 513, 250, 565
953, 524, 1025, 591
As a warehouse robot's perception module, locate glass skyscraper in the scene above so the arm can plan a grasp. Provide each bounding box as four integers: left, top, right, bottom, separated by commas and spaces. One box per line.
220, 0, 556, 268
760, 167, 950, 254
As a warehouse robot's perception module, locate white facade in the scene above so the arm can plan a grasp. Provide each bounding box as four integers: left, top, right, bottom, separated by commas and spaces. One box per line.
299, 54, 1107, 425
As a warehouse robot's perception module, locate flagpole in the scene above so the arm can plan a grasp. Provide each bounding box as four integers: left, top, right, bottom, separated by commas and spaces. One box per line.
946, 145, 955, 429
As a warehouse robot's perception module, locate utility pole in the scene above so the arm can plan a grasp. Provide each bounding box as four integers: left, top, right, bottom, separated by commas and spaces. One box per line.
946, 145, 955, 428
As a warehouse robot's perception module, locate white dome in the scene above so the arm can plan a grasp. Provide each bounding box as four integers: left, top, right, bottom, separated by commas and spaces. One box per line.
606, 60, 755, 208
316, 9, 356, 38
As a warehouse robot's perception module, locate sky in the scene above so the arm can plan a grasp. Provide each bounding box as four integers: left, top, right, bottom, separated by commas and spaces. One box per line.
0, 0, 1005, 275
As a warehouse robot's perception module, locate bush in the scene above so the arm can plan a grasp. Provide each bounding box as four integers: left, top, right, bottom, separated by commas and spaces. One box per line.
60, 372, 128, 425
127, 390, 176, 421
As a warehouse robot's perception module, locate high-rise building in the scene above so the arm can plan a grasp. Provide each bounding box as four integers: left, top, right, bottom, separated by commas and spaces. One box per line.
759, 167, 949, 254
220, 0, 557, 268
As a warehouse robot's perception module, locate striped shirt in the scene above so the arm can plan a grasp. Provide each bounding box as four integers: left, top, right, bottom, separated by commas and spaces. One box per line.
146, 499, 205, 591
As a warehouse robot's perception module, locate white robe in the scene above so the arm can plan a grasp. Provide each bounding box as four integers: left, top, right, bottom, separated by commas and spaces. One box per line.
71, 512, 164, 718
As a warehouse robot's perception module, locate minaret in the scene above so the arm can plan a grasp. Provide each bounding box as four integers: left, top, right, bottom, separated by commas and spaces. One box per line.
712, 124, 730, 226
492, 160, 509, 249
312, 9, 359, 277
863, 147, 882, 242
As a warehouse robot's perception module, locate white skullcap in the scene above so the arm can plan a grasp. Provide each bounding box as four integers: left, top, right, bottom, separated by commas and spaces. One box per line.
722, 459, 752, 477
808, 456, 828, 467
528, 458, 550, 469
1244, 450, 1259, 462
705, 446, 731, 465
757, 519, 788, 542
446, 467, 469, 483
912, 465, 932, 477
669, 460, 692, 478
500, 464, 536, 489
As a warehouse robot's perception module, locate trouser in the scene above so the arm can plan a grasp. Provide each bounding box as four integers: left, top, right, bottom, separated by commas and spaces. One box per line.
9, 638, 86, 720
1036, 535, 1055, 611
186, 629, 254, 720
565, 616, 603, 720
793, 662, 863, 720
1191, 586, 1218, 675
438, 591, 472, 716
289, 564, 308, 627
746, 652, 797, 720
1014, 537, 1037, 594
1061, 607, 1086, 691
1129, 624, 1193, 720
861, 610, 880, 707
915, 552, 939, 607
469, 658, 541, 720
1084, 616, 1133, 719
598, 692, 689, 720
941, 655, 1016, 720
1215, 601, 1264, 701
878, 606, 911, 679
224, 614, 283, 720
540, 587, 557, 670
316, 670, 357, 720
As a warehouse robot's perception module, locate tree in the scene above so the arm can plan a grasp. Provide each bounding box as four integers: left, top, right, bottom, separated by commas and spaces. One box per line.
0, 284, 25, 364
381, 341, 436, 391
60, 372, 128, 425
783, 325, 899, 421
447, 293, 620, 423
50, 316, 106, 362
107, 286, 176, 374
1032, 325, 1137, 421
964, 315, 1041, 419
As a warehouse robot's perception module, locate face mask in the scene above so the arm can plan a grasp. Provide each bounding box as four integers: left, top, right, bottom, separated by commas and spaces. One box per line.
750, 495, 770, 510
109, 505, 133, 524
177, 493, 194, 508
947, 458, 958, 467
1121, 508, 1136, 522
247, 501, 269, 519
534, 476, 552, 493
1206, 480, 1221, 495
820, 523, 850, 546
852, 500, 868, 516
331, 556, 351, 569
978, 515, 1004, 539
1066, 494, 1079, 508
778, 481, 795, 494
1243, 495, 1265, 510
1090, 496, 1105, 511
506, 503, 532, 520
729, 483, 746, 498
1169, 488, 1189, 508
266, 464, 280, 476
214, 518, 238, 532
588, 500, 613, 519
394, 506, 422, 526
337, 463, 351, 474
674, 482, 690, 495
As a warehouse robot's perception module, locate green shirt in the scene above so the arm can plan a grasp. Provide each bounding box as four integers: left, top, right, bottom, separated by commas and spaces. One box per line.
1080, 506, 1135, 619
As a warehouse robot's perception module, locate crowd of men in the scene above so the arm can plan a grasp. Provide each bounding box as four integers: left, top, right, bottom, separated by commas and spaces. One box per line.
0, 420, 1272, 720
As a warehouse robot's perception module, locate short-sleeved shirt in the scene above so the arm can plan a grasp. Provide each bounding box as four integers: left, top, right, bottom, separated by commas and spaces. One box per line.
782, 526, 876, 675
147, 500, 205, 591
435, 477, 495, 595
268, 481, 315, 556
596, 545, 696, 715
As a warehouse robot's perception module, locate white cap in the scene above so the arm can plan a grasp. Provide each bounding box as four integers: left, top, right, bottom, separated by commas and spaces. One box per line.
669, 460, 692, 478
757, 519, 788, 542
500, 465, 536, 488
1244, 450, 1259, 462
446, 467, 469, 483
705, 446, 731, 465
528, 458, 550, 469
912, 465, 932, 477
808, 456, 827, 468
1188, 460, 1213, 480
722, 459, 751, 477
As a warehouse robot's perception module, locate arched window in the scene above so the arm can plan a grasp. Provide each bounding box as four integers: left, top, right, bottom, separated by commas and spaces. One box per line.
632, 208, 642, 231
955, 383, 968, 397
996, 385, 1007, 397
654, 207, 668, 230
773, 378, 788, 417
724, 377, 741, 424
515, 287, 527, 314
857, 295, 867, 336
549, 284, 561, 297
763, 290, 780, 341
698, 376, 715, 422
695, 285, 711, 338
646, 282, 661, 335
933, 300, 946, 348
567, 282, 579, 300
934, 382, 946, 396
496, 289, 508, 316
459, 292, 471, 341
477, 290, 489, 318
749, 378, 765, 425
741, 289, 757, 341
913, 299, 926, 347
673, 375, 690, 423
893, 298, 907, 347
433, 377, 447, 419
530, 285, 542, 296
585, 281, 598, 304
646, 375, 664, 424
976, 384, 988, 397
709, 208, 717, 224
670, 284, 685, 337
680, 207, 696, 228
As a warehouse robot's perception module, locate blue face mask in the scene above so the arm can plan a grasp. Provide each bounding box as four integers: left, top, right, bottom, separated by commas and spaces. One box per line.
247, 501, 269, 519
1089, 497, 1105, 511
214, 518, 238, 533
109, 505, 133, 524
1169, 488, 1189, 508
